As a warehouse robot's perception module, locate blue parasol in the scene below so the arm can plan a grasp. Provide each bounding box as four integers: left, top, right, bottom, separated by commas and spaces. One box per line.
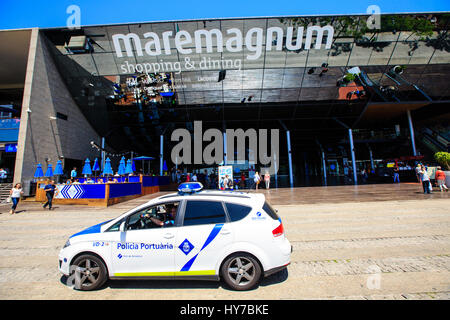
82, 158, 92, 176
44, 164, 53, 177
125, 159, 134, 175
118, 157, 126, 175
54, 160, 64, 175
34, 163, 44, 178
117, 157, 125, 175
92, 158, 100, 172
102, 158, 113, 176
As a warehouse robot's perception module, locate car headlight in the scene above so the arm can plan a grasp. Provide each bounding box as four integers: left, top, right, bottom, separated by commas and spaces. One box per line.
63, 239, 71, 249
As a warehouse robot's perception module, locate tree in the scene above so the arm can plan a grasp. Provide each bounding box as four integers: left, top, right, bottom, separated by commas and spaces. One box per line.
434, 152, 450, 170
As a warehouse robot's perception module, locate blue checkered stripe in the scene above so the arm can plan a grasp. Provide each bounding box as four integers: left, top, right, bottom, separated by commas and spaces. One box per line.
59, 184, 85, 199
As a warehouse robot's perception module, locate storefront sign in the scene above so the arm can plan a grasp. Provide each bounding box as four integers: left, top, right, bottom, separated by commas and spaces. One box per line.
112, 25, 334, 74
5, 143, 17, 152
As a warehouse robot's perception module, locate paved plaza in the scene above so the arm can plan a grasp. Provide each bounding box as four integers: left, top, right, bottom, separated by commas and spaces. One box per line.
0, 182, 449, 300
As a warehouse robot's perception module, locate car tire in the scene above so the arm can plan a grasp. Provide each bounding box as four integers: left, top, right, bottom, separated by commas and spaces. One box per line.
221, 253, 262, 291
71, 254, 108, 291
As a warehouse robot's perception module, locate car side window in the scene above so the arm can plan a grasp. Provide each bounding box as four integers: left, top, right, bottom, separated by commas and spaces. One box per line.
106, 219, 123, 232
225, 202, 252, 222
126, 201, 180, 230
183, 200, 227, 226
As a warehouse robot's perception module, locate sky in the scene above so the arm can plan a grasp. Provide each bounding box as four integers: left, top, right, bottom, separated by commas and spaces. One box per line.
0, 0, 449, 30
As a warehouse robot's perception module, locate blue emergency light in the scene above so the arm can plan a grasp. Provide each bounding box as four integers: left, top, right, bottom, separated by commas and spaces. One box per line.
178, 182, 203, 194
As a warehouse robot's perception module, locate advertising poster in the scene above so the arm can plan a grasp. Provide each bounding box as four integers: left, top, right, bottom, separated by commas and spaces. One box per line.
218, 165, 233, 190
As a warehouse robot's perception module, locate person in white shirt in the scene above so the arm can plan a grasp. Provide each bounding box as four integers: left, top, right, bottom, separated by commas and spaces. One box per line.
419, 165, 431, 194
9, 183, 24, 214
264, 171, 271, 189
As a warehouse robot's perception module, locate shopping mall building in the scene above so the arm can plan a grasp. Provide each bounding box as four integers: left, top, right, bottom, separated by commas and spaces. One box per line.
0, 13, 449, 193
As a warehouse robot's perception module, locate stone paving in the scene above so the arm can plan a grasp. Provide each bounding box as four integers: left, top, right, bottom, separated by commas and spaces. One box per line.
0, 183, 448, 300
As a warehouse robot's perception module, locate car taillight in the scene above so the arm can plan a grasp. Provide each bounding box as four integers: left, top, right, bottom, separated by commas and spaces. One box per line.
272, 222, 284, 237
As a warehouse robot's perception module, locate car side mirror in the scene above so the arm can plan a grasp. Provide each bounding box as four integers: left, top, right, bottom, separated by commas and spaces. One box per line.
119, 221, 126, 232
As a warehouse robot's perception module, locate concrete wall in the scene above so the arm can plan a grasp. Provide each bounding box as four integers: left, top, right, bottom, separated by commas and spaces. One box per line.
14, 29, 102, 190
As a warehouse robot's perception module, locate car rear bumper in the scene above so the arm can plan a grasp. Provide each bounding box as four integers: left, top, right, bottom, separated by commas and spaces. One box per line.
264, 241, 292, 277
264, 262, 290, 277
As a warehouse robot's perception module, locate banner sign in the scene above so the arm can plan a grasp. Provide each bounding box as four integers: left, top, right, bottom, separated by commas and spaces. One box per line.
218, 165, 233, 190
112, 25, 334, 74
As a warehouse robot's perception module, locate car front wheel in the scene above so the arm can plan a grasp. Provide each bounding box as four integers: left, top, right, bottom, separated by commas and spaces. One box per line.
221, 253, 262, 291
71, 254, 107, 291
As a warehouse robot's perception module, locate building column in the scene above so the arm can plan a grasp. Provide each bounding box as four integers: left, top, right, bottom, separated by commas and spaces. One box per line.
160, 135, 163, 175
406, 110, 417, 156
101, 137, 105, 171
274, 152, 278, 188
348, 128, 358, 184
286, 130, 294, 187
223, 131, 227, 165
322, 150, 327, 185
367, 144, 375, 171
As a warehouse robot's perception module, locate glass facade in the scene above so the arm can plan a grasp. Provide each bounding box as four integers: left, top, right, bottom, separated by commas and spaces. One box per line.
42, 13, 450, 159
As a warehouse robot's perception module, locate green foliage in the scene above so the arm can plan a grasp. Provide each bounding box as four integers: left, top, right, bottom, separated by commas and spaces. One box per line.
343, 73, 356, 83
434, 152, 450, 170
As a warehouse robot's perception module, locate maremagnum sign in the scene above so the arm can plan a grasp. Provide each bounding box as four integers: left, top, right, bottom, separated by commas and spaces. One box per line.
112, 25, 334, 74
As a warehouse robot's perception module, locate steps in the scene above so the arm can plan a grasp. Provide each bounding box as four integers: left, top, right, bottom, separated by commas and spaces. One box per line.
0, 183, 12, 203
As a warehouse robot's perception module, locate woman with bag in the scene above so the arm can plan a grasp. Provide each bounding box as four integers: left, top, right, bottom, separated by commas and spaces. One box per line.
254, 171, 261, 190
9, 183, 24, 214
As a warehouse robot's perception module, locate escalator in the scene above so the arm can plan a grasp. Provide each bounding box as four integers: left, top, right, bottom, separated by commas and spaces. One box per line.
417, 127, 450, 153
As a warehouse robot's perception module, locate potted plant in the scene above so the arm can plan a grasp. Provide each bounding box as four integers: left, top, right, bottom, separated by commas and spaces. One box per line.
434, 151, 450, 186
343, 73, 356, 84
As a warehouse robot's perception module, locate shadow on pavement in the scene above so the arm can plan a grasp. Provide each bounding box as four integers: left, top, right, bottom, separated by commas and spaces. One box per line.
59, 268, 289, 291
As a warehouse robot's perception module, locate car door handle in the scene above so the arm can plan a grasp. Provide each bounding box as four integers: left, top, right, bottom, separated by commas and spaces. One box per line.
220, 229, 231, 235
163, 233, 174, 239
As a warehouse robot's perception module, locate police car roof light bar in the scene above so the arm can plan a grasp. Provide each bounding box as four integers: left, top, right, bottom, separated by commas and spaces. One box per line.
178, 182, 204, 195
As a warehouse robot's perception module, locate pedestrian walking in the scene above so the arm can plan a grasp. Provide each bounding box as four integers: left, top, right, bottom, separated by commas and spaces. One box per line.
419, 165, 431, 194
393, 165, 400, 183
9, 183, 24, 214
240, 173, 246, 189
253, 171, 261, 190
43, 180, 56, 210
435, 166, 448, 192
264, 171, 271, 189
415, 164, 422, 183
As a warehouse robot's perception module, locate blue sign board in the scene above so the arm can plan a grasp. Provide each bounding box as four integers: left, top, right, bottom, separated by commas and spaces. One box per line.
5, 143, 17, 152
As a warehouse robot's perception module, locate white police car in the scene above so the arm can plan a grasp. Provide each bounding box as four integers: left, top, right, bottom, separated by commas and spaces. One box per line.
58, 182, 291, 291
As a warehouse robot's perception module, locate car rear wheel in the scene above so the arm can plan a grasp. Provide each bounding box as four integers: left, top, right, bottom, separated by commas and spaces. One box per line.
71, 254, 107, 291
221, 253, 262, 291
